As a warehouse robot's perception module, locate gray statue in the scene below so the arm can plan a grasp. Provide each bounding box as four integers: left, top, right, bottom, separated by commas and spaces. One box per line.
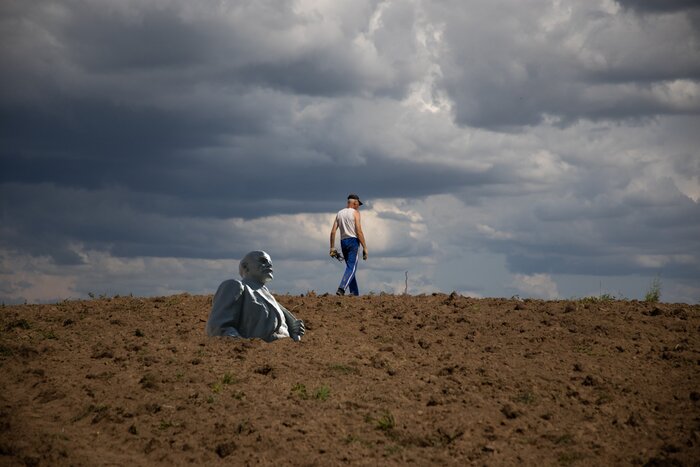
206, 251, 305, 342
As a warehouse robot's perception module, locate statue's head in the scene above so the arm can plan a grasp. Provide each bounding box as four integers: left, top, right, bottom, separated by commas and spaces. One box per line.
239, 250, 274, 284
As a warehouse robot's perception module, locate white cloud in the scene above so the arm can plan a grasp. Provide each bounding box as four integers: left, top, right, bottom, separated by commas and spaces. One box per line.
476, 224, 513, 241
513, 273, 560, 300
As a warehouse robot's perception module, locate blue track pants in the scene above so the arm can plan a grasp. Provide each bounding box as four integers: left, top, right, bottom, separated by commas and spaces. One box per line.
339, 237, 360, 295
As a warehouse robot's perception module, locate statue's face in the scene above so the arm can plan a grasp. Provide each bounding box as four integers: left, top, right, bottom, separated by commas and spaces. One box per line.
245, 252, 274, 284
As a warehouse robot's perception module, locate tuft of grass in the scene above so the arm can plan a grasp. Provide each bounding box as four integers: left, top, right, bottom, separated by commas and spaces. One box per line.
5, 319, 31, 331
222, 372, 236, 385
291, 383, 308, 399
314, 385, 331, 401
514, 390, 537, 404
291, 383, 330, 401
41, 330, 57, 340
210, 382, 223, 394
139, 373, 158, 390
579, 293, 616, 303
375, 412, 395, 431
558, 451, 585, 465
555, 433, 574, 445
644, 277, 662, 303
159, 420, 173, 430
328, 364, 359, 375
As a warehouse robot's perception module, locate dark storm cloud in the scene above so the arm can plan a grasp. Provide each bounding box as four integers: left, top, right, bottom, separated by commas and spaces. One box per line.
427, 1, 700, 129
474, 180, 700, 279
1, 140, 494, 264
615, 0, 700, 13
0, 0, 422, 209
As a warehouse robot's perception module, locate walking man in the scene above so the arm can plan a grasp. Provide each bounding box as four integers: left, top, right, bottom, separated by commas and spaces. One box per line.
329, 193, 368, 296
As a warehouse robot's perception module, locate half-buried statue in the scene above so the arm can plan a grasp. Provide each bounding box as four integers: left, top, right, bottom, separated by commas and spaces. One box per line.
206, 251, 305, 342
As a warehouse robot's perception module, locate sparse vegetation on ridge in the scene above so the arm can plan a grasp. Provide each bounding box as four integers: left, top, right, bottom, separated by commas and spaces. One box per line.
644, 277, 662, 303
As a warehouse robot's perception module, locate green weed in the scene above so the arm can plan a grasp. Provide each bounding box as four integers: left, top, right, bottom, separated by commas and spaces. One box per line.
328, 364, 359, 375
291, 383, 308, 399
41, 330, 57, 340
375, 412, 395, 431
5, 319, 31, 331
159, 420, 173, 430
558, 451, 585, 465
644, 277, 662, 303
514, 390, 536, 404
314, 385, 331, 401
222, 372, 236, 385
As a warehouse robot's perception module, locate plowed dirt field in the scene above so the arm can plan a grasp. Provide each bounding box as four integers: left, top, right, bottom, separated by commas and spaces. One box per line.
1, 293, 698, 465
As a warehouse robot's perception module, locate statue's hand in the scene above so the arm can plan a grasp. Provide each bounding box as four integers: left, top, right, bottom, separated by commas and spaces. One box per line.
290, 319, 305, 341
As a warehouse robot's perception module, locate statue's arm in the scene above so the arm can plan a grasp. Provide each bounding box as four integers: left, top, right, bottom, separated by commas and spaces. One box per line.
280, 305, 305, 342
206, 280, 245, 337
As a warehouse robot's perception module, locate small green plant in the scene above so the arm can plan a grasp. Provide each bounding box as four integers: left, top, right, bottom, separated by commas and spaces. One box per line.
514, 390, 536, 404
206, 395, 215, 404
5, 319, 31, 331
644, 277, 662, 303
291, 383, 308, 399
222, 373, 235, 385
579, 293, 615, 303
558, 451, 585, 465
139, 373, 158, 390
555, 433, 574, 445
40, 330, 57, 340
375, 412, 395, 431
159, 420, 173, 430
328, 364, 358, 375
211, 382, 223, 394
314, 385, 330, 401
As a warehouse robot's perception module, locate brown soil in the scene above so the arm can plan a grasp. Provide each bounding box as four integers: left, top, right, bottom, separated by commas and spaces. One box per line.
1, 293, 699, 466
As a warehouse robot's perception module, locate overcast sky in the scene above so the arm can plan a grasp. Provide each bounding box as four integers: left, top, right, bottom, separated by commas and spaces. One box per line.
1, 0, 699, 304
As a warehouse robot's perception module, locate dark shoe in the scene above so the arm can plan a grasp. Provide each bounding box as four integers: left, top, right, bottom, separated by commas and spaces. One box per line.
336, 288, 345, 296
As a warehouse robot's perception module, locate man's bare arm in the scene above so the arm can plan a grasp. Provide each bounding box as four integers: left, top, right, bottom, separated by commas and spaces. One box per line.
329, 219, 339, 253
354, 210, 368, 259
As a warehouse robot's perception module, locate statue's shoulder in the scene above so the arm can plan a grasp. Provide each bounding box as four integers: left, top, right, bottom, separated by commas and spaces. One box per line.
214, 279, 245, 302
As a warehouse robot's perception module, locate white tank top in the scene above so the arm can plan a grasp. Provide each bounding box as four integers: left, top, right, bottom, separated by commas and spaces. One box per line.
336, 208, 357, 239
